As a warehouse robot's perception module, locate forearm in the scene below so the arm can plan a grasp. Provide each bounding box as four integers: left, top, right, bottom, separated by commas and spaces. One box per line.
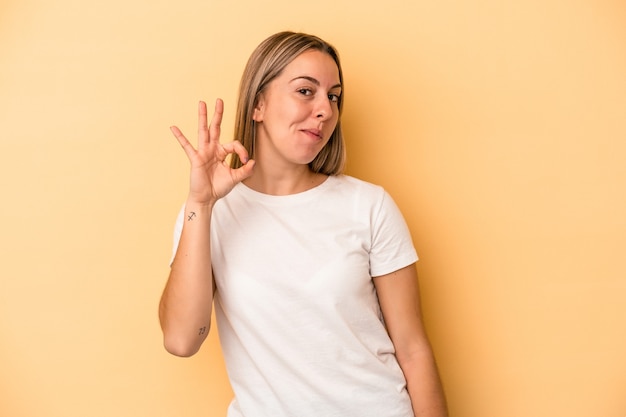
399, 346, 448, 417
159, 201, 215, 357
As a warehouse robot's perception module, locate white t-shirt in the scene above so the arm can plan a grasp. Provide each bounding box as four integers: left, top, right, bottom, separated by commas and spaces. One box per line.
172, 175, 418, 417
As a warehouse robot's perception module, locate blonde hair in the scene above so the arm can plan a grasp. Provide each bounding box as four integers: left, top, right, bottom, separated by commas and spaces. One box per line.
230, 31, 346, 175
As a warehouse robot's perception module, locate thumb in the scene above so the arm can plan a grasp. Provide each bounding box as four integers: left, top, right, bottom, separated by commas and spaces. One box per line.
231, 159, 256, 184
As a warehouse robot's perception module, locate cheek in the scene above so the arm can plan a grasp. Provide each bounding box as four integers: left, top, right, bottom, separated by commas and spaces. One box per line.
328, 115, 340, 132
274, 100, 306, 123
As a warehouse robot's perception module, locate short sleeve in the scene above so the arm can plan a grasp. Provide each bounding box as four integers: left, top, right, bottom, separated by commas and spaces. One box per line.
369, 191, 418, 277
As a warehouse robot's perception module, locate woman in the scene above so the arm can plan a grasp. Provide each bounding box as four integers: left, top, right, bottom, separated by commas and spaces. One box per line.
159, 31, 447, 417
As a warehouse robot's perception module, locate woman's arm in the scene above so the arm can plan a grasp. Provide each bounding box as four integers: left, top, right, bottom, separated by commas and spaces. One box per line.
373, 263, 448, 417
158, 100, 254, 357
159, 201, 215, 357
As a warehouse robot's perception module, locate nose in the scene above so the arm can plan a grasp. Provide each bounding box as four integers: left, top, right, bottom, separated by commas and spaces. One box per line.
315, 96, 333, 120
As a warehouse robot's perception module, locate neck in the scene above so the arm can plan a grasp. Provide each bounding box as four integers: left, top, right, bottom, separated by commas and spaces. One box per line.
243, 163, 327, 196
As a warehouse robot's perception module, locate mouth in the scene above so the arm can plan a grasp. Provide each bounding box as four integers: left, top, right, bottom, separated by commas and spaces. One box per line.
301, 129, 323, 140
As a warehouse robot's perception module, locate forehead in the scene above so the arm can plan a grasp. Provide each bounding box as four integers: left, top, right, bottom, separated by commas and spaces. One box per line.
280, 50, 340, 83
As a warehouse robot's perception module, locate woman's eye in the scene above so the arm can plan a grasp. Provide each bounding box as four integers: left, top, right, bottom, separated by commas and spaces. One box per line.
298, 88, 313, 96
328, 93, 340, 103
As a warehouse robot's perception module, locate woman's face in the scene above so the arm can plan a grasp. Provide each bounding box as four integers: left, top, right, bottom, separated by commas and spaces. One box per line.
253, 49, 342, 169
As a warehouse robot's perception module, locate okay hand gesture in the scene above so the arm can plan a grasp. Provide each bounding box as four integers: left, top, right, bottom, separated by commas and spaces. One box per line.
170, 100, 255, 205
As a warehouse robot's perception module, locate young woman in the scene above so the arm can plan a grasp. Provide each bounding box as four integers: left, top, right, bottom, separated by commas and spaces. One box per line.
159, 31, 447, 417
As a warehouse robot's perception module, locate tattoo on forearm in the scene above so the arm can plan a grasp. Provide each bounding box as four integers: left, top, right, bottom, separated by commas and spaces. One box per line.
187, 212, 196, 221
198, 326, 207, 336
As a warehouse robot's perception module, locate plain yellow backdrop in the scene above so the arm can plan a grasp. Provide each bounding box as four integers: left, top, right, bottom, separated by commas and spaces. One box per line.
1, 0, 625, 416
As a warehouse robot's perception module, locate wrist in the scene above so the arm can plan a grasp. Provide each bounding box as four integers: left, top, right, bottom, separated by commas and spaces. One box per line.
184, 198, 216, 212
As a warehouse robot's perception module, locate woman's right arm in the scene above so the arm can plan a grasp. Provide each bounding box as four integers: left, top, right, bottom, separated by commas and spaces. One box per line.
158, 100, 254, 357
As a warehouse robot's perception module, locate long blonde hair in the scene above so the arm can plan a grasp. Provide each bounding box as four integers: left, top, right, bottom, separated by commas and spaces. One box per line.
230, 31, 346, 175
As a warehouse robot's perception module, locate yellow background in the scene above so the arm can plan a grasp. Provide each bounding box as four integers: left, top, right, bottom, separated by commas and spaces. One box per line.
1, 0, 625, 416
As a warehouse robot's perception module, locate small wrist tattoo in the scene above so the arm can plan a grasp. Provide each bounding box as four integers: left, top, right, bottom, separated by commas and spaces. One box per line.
187, 212, 196, 221
198, 326, 207, 336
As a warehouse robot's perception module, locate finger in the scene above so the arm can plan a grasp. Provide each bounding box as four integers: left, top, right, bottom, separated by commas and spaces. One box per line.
197, 101, 209, 148
230, 158, 256, 184
170, 126, 197, 160
208, 98, 224, 144
221, 140, 250, 164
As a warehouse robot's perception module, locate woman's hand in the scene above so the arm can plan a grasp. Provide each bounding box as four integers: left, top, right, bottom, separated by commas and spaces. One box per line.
170, 99, 255, 205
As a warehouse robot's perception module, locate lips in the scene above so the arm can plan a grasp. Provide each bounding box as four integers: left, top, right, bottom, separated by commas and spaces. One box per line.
301, 128, 323, 140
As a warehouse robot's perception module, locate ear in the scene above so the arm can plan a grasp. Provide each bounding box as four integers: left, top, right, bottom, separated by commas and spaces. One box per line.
252, 95, 265, 122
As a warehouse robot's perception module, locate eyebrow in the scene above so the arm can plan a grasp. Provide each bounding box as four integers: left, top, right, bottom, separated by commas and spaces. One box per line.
291, 76, 342, 90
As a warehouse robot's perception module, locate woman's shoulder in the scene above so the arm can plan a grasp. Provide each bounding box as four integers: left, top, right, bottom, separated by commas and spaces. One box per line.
326, 174, 387, 203
330, 174, 384, 192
